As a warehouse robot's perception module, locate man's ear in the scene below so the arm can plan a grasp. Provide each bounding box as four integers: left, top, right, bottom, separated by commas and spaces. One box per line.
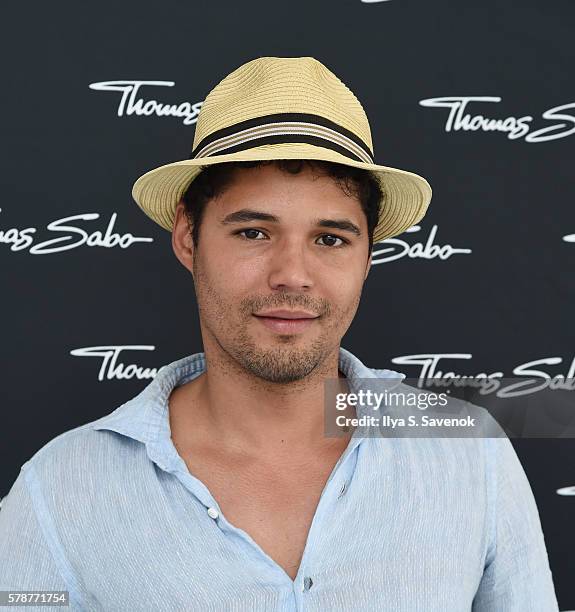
172, 201, 195, 278
364, 251, 372, 280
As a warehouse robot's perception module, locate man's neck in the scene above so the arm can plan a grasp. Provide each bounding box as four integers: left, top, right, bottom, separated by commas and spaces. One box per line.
168, 349, 352, 461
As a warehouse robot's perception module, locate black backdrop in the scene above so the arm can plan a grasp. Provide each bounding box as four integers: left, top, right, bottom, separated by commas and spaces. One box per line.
2, 0, 574, 608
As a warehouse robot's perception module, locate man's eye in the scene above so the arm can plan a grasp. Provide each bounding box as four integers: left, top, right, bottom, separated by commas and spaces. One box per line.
236, 228, 268, 240
234, 229, 348, 247
317, 234, 347, 248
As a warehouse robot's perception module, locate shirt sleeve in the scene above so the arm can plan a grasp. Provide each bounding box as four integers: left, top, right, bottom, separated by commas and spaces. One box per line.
472, 437, 560, 611
0, 463, 75, 611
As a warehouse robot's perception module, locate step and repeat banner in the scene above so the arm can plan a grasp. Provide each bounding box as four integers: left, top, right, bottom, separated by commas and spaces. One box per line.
2, 0, 573, 608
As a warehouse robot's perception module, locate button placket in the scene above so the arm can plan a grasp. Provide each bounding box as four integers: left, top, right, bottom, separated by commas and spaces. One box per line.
295, 449, 357, 598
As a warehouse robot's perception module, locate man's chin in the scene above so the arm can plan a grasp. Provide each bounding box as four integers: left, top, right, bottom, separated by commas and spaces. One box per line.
234, 344, 326, 384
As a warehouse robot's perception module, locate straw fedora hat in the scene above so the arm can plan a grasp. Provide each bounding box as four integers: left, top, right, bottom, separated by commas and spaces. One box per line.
131, 56, 432, 244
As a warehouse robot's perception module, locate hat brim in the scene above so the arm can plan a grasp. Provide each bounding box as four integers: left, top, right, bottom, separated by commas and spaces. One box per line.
131, 142, 432, 244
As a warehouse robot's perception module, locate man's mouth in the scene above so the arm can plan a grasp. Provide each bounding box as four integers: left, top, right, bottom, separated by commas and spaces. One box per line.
253, 309, 320, 319
252, 311, 320, 334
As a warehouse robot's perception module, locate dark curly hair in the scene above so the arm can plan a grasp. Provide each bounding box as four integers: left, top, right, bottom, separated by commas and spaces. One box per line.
181, 159, 384, 257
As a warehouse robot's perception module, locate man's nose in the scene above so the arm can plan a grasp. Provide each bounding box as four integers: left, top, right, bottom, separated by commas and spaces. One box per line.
267, 239, 314, 291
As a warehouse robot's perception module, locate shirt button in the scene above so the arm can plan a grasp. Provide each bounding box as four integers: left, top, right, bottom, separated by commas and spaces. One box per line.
338, 482, 347, 498
303, 576, 314, 591
207, 507, 219, 519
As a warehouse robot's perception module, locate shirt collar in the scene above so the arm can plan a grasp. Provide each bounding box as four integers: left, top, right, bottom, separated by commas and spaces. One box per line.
90, 346, 405, 468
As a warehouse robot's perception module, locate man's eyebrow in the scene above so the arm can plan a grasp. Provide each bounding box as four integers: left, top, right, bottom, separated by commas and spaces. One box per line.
220, 208, 362, 237
316, 218, 362, 237
220, 209, 279, 225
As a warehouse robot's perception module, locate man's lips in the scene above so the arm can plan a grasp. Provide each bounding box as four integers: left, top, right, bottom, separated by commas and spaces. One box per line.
252, 313, 320, 334
253, 309, 319, 319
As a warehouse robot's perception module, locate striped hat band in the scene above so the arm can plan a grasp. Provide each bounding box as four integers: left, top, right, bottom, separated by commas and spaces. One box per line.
189, 112, 375, 165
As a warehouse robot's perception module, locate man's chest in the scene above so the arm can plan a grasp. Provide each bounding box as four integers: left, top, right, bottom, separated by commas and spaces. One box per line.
177, 449, 342, 581
66, 439, 489, 611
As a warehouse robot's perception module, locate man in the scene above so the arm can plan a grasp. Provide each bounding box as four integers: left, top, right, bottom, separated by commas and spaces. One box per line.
0, 57, 559, 610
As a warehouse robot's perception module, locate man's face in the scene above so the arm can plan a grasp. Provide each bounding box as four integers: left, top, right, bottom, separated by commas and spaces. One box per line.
172, 163, 372, 384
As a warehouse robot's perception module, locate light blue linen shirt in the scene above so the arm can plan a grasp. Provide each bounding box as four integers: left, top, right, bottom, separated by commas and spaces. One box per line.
0, 347, 559, 611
